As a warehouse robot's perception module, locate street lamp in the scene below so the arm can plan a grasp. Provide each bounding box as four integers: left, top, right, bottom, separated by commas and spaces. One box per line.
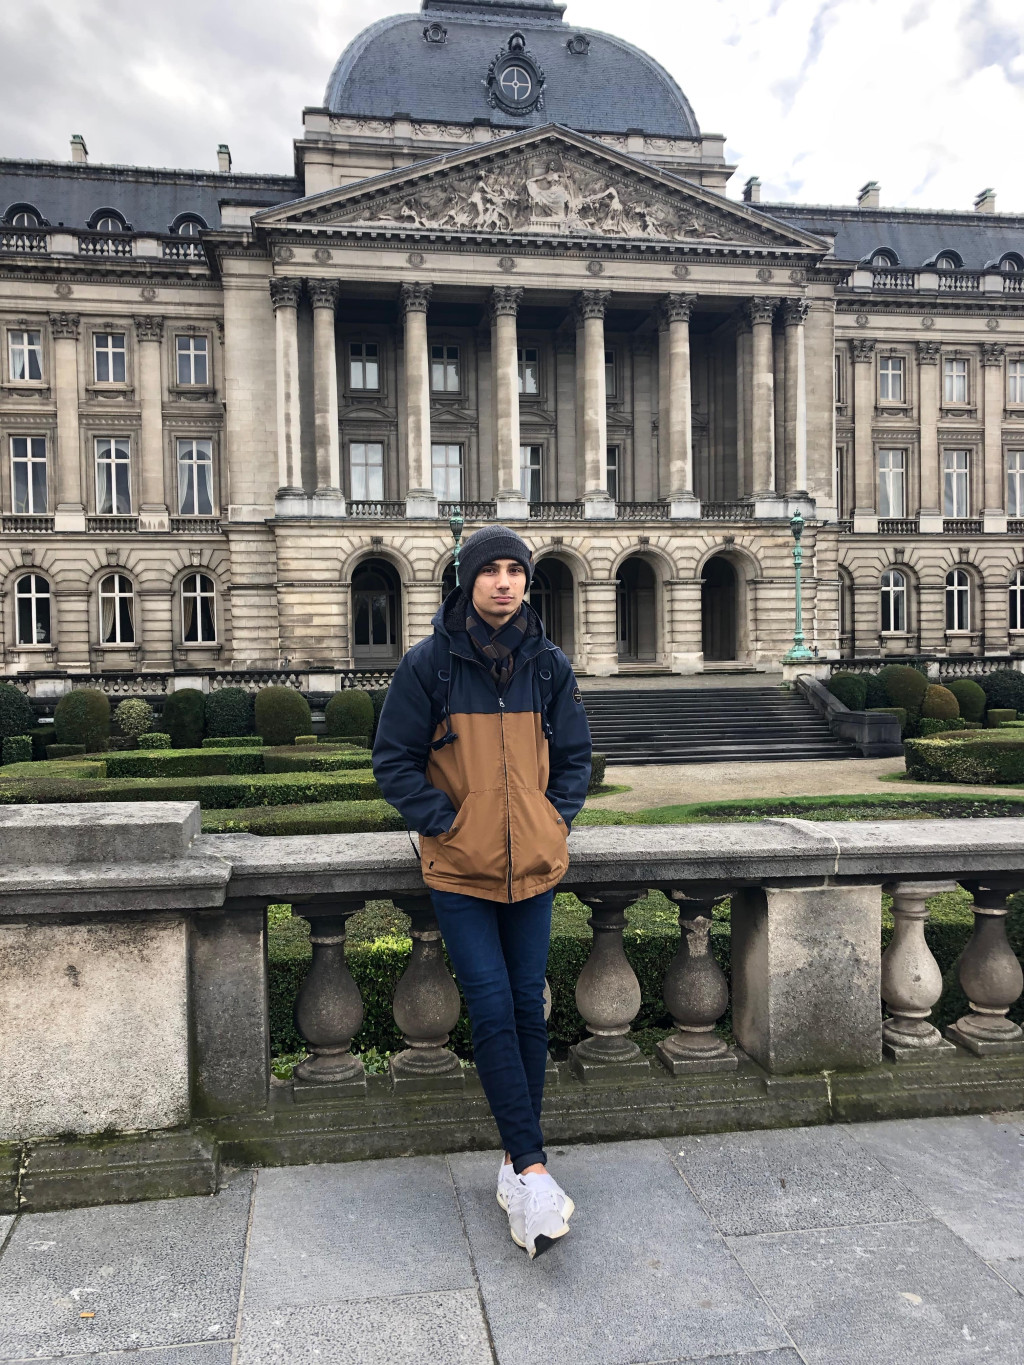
782, 510, 814, 663
449, 505, 465, 587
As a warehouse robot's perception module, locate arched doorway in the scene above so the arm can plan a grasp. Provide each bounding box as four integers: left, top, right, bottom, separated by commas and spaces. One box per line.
530, 558, 575, 660
616, 556, 657, 662
701, 555, 738, 662
352, 558, 401, 663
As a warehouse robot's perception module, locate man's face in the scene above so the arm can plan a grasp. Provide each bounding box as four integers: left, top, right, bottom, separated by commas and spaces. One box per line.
470, 557, 527, 629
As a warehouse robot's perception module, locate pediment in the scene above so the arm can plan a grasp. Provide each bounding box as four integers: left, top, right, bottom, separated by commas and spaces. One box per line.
257, 126, 826, 254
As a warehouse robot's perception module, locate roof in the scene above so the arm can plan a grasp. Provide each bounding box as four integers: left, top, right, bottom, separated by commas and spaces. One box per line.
323, 2, 700, 139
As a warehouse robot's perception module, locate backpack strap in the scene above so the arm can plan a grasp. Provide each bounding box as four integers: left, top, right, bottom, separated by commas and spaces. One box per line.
428, 632, 458, 751
535, 649, 560, 741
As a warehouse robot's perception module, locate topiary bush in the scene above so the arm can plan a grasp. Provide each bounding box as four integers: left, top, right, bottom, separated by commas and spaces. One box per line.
946, 678, 986, 725
326, 689, 374, 743
201, 735, 263, 748
205, 686, 253, 738
0, 682, 35, 741
2, 734, 32, 765
587, 753, 607, 794
863, 673, 888, 709
113, 697, 154, 740
918, 717, 967, 737
904, 732, 1024, 784
827, 672, 867, 710
877, 664, 929, 732
138, 732, 171, 749
295, 735, 318, 747
54, 688, 110, 752
921, 684, 960, 721
255, 686, 312, 747
986, 708, 1017, 729
980, 668, 1024, 714
46, 743, 86, 760
162, 689, 206, 749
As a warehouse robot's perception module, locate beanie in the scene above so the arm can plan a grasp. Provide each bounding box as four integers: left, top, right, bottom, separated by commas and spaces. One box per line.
457, 524, 534, 594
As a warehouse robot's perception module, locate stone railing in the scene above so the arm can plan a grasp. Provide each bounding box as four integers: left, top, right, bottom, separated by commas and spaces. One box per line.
878, 518, 918, 535
796, 673, 902, 756
1, 514, 54, 534
617, 502, 669, 521
828, 656, 1023, 680
348, 500, 406, 518
8, 667, 397, 703
1005, 275, 1024, 295
0, 229, 48, 253
528, 501, 585, 520
170, 517, 222, 534
872, 268, 917, 291
3, 802, 1023, 1212
161, 238, 205, 261
77, 233, 133, 257
702, 501, 755, 520
943, 518, 983, 534
937, 271, 982, 292
439, 500, 496, 520
86, 514, 139, 533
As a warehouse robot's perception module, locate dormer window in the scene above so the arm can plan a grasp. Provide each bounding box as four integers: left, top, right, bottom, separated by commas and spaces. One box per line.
170, 213, 207, 237
935, 252, 962, 270
871, 251, 897, 268
8, 208, 41, 228
1000, 254, 1023, 273
88, 209, 129, 233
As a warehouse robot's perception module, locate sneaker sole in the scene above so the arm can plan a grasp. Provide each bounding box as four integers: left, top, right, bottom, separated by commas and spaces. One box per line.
508, 1221, 570, 1259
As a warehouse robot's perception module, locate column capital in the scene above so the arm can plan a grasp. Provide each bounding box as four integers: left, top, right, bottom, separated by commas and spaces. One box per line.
489, 285, 523, 320
400, 281, 432, 315
852, 337, 876, 363
982, 341, 1006, 366
269, 277, 302, 312
917, 339, 941, 364
780, 297, 810, 327
48, 311, 80, 340
743, 296, 776, 327
661, 293, 694, 324
573, 289, 610, 325
135, 315, 164, 343
308, 278, 340, 310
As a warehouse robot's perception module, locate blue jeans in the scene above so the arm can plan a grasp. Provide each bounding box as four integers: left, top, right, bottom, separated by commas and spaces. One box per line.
429, 888, 553, 1174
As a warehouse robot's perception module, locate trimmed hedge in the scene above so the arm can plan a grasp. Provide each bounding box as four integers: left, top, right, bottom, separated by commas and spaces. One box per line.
587, 753, 607, 793
980, 668, 1024, 713
54, 688, 110, 752
947, 678, 986, 724
827, 672, 867, 710
114, 698, 154, 739
367, 688, 388, 745
295, 735, 317, 747
904, 732, 1024, 784
202, 798, 404, 836
201, 735, 263, 748
105, 747, 265, 779
163, 689, 206, 749
877, 665, 928, 730
863, 673, 888, 709
918, 717, 967, 737
205, 686, 253, 738
921, 684, 959, 720
0, 768, 380, 808
1, 735, 32, 765
987, 708, 1017, 728
262, 749, 376, 773
868, 706, 908, 735
255, 686, 311, 747
138, 732, 171, 749
0, 683, 35, 741
29, 726, 53, 761
326, 690, 373, 743
46, 743, 86, 759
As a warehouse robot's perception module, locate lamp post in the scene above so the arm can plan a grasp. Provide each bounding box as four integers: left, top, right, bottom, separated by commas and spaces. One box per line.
782, 510, 814, 663
449, 505, 465, 588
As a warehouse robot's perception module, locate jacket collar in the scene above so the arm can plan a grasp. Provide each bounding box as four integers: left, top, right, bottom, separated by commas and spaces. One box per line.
432, 589, 551, 664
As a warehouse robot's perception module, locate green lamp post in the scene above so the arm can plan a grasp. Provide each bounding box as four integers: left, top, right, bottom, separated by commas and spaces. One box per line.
449, 505, 465, 587
782, 510, 815, 663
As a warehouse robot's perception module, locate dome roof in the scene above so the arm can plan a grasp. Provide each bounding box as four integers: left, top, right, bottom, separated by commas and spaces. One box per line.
324, 0, 700, 140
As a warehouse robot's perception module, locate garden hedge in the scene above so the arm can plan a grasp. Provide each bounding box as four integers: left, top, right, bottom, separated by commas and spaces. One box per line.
1, 735, 32, 765
827, 672, 867, 710
262, 749, 375, 773
980, 668, 1024, 713
201, 735, 262, 748
45, 743, 86, 760
105, 747, 267, 779
54, 688, 110, 752
205, 686, 253, 738
138, 732, 171, 749
918, 717, 966, 737
877, 665, 928, 729
0, 768, 380, 808
587, 753, 607, 793
0, 683, 35, 741
987, 709, 1017, 728
163, 689, 206, 749
946, 678, 986, 724
202, 798, 404, 836
326, 690, 373, 744
868, 706, 908, 734
904, 732, 1024, 784
863, 673, 888, 709
255, 686, 312, 747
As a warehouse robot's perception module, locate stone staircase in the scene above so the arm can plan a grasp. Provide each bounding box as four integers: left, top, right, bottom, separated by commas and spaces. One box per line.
583, 685, 862, 765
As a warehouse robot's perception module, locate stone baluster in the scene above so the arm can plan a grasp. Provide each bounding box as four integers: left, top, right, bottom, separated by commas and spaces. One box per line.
293, 902, 366, 1089
881, 880, 957, 1060
657, 890, 737, 1073
570, 888, 650, 1079
389, 894, 463, 1088
946, 881, 1024, 1055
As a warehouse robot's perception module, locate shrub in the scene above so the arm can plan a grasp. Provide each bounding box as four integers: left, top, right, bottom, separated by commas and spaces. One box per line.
877, 665, 928, 731
205, 686, 253, 738
326, 690, 374, 743
29, 725, 53, 761
46, 743, 86, 759
113, 697, 154, 740
295, 735, 318, 746
0, 768, 379, 809
986, 708, 1017, 729
904, 732, 1024, 784
105, 747, 265, 779
946, 678, 986, 724
862, 674, 887, 709
921, 684, 960, 721
202, 798, 404, 836
367, 688, 389, 745
918, 717, 967, 737
254, 686, 312, 748
54, 688, 110, 752
138, 732, 171, 749
263, 749, 375, 773
162, 689, 206, 749
2, 735, 32, 765
201, 735, 263, 748
868, 706, 908, 735
827, 672, 867, 710
980, 668, 1024, 714
587, 753, 607, 793
0, 683, 35, 741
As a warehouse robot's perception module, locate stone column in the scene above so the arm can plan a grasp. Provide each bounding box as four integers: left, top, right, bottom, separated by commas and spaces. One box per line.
735, 315, 752, 496
782, 299, 809, 497
852, 337, 877, 532
580, 578, 618, 675
667, 577, 703, 673
308, 278, 344, 514
746, 298, 779, 510
657, 308, 670, 500
491, 286, 527, 521
49, 313, 85, 532
269, 278, 305, 515
981, 343, 1007, 531
575, 290, 614, 518
401, 282, 436, 518
136, 316, 169, 531
663, 294, 700, 518
917, 340, 942, 531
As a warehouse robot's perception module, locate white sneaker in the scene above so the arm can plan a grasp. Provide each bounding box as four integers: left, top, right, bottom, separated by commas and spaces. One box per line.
496, 1159, 575, 1222
506, 1171, 574, 1260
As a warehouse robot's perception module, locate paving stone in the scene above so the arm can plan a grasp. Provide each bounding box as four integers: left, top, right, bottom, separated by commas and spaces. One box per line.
238, 1288, 492, 1364
25, 1348, 233, 1364
448, 1141, 791, 1365
0, 1217, 13, 1249
727, 1218, 1024, 1365
991, 1259, 1024, 1295
665, 1125, 927, 1236
849, 1115, 1024, 1261
243, 1156, 474, 1309
668, 1354, 805, 1365
0, 1173, 251, 1361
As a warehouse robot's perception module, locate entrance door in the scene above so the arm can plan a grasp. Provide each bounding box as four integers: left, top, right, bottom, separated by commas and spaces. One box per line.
616, 557, 657, 661
530, 559, 575, 660
352, 558, 401, 663
701, 555, 738, 661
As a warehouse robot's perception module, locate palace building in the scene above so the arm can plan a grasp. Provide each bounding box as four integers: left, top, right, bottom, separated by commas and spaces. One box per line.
2, 0, 1023, 693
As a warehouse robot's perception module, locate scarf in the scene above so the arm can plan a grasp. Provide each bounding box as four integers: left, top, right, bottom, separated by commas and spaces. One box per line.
464, 604, 528, 689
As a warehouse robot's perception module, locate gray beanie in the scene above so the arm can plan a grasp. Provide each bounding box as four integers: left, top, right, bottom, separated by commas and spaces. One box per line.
457, 524, 534, 593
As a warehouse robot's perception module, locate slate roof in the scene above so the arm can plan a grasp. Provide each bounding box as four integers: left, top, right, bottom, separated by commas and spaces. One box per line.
764, 203, 1024, 269
323, 3, 700, 139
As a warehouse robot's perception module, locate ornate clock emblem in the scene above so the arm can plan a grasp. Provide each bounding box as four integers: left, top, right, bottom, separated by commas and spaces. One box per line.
486, 32, 545, 115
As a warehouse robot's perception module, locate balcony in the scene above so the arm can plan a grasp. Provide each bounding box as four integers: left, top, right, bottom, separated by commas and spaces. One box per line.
702, 501, 755, 520
77, 233, 133, 257
439, 500, 496, 520
86, 515, 139, 533
937, 271, 981, 293
348, 500, 406, 518
161, 238, 205, 261
943, 518, 983, 535
0, 229, 48, 254
616, 501, 669, 521
878, 518, 918, 534
170, 517, 222, 534
528, 501, 584, 520
872, 268, 916, 290
1, 514, 54, 533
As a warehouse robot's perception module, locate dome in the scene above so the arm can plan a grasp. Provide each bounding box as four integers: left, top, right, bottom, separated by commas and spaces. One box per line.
324, 0, 700, 140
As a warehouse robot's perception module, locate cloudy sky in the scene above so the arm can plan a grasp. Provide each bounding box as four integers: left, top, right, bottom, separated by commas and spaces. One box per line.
2, 0, 1022, 212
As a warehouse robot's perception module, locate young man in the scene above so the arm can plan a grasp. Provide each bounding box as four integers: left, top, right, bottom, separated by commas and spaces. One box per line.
373, 525, 591, 1259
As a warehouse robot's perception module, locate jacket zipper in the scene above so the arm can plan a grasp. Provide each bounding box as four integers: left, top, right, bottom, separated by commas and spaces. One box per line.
498, 694, 513, 902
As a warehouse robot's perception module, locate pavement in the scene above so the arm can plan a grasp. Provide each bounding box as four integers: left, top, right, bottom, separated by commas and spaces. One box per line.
3, 1114, 1024, 1364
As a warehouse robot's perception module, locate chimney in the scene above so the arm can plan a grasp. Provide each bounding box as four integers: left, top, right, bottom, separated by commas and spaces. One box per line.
742, 176, 762, 204
974, 187, 996, 213
217, 143, 232, 174
857, 180, 880, 209
70, 134, 88, 164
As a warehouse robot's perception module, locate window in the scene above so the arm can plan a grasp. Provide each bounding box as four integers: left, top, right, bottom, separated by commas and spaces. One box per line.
94, 215, 124, 233
15, 573, 50, 645
880, 569, 907, 633
520, 444, 542, 502
350, 442, 384, 500
11, 436, 47, 513
10, 209, 40, 228
175, 218, 203, 237
430, 345, 460, 393
835, 446, 848, 517
1010, 569, 1024, 631
94, 332, 126, 383
95, 438, 131, 514
871, 251, 895, 267
604, 349, 615, 398
1000, 255, 1023, 273
98, 573, 135, 645
945, 569, 970, 631
936, 253, 959, 270
877, 449, 906, 517
431, 443, 462, 498
943, 357, 969, 404
518, 347, 539, 395
878, 355, 905, 403
606, 445, 620, 501
943, 450, 970, 516
177, 439, 214, 516
9, 329, 42, 381
1008, 360, 1024, 405
1008, 451, 1024, 516
181, 572, 216, 643
834, 353, 845, 406
349, 342, 379, 391
175, 335, 208, 386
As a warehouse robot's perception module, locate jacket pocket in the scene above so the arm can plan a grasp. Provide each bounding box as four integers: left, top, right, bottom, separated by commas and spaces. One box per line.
421, 789, 507, 892
509, 788, 569, 887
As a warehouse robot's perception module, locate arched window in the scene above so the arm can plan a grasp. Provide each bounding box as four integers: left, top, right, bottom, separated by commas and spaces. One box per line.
945, 569, 971, 631
89, 209, 128, 233
98, 573, 135, 644
6, 205, 42, 228
173, 216, 205, 237
352, 558, 401, 662
880, 569, 906, 633
1010, 569, 1024, 631
15, 573, 50, 645
871, 250, 897, 268
935, 251, 962, 270
181, 573, 217, 643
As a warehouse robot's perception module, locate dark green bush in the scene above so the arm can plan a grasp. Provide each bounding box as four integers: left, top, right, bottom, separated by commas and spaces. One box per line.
202, 798, 404, 836
29, 726, 53, 761
1, 735, 32, 765
863, 673, 888, 709
868, 706, 908, 735
918, 717, 967, 737
904, 732, 1024, 784
113, 698, 154, 739
946, 678, 986, 724
987, 709, 1017, 729
54, 688, 110, 752
105, 747, 265, 779
205, 686, 253, 738
367, 688, 389, 745
587, 753, 607, 793
162, 689, 206, 749
295, 735, 317, 746
262, 749, 376, 773
255, 686, 312, 747
201, 735, 262, 748
45, 744, 86, 759
878, 665, 928, 732
138, 732, 171, 749
0, 768, 379, 808
326, 690, 374, 743
980, 668, 1024, 713
827, 672, 867, 710
921, 683, 960, 720
0, 683, 35, 741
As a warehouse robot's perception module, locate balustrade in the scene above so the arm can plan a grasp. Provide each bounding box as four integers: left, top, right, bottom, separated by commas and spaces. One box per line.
0, 230, 48, 253
937, 271, 981, 292
878, 518, 918, 534
701, 501, 755, 520
616, 502, 669, 521
1, 514, 54, 533
293, 902, 365, 1088
881, 881, 958, 1059
528, 501, 585, 520
170, 517, 222, 534
78, 234, 133, 257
